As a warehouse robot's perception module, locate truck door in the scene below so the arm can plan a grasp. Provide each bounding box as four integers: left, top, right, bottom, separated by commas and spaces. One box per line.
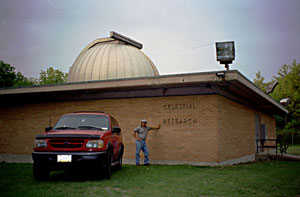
110, 117, 119, 159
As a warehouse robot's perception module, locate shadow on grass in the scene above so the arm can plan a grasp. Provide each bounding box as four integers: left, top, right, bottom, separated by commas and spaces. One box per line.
42, 166, 121, 182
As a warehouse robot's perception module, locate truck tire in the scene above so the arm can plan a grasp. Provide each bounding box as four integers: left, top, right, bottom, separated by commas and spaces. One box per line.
116, 146, 124, 170
33, 162, 50, 181
103, 150, 113, 179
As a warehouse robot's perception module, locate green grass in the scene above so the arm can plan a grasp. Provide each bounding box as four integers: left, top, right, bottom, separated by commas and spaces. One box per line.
0, 161, 300, 197
287, 144, 300, 156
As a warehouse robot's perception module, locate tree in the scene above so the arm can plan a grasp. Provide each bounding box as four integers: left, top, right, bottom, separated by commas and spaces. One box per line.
253, 70, 274, 93
0, 59, 40, 88
254, 59, 300, 144
270, 59, 300, 134
0, 60, 68, 87
253, 70, 267, 92
39, 67, 68, 85
14, 72, 38, 87
0, 60, 16, 87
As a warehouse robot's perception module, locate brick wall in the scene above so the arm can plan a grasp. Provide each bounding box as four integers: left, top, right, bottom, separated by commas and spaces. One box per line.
217, 96, 276, 162
0, 94, 276, 163
217, 96, 255, 162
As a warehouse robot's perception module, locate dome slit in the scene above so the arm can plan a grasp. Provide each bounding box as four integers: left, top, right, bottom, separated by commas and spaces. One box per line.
135, 48, 146, 76
121, 44, 132, 78
100, 44, 112, 80
98, 44, 110, 80
82, 45, 98, 81
107, 44, 115, 80
115, 44, 125, 79
130, 46, 142, 77
120, 45, 126, 78
115, 44, 118, 79
90, 44, 103, 81
125, 45, 139, 77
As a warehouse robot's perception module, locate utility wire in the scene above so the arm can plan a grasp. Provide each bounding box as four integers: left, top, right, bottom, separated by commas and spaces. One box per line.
152, 43, 214, 57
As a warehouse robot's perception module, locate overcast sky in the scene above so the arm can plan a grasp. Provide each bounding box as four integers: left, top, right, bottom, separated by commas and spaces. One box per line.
0, 0, 299, 82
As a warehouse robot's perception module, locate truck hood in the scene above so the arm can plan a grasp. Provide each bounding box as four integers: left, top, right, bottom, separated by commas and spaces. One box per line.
36, 130, 105, 139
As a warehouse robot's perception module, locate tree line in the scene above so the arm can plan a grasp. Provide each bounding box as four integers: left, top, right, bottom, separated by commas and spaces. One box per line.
0, 60, 68, 88
254, 59, 300, 144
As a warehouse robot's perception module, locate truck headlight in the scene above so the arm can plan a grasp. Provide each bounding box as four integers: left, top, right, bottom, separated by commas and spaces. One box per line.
86, 140, 104, 148
35, 140, 47, 148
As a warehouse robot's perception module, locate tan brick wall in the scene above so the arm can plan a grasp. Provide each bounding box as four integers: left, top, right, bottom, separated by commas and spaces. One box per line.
217, 96, 256, 162
259, 112, 276, 139
0, 94, 276, 163
216, 96, 276, 162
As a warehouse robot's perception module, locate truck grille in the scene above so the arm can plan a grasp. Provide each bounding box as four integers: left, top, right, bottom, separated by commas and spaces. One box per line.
49, 139, 85, 149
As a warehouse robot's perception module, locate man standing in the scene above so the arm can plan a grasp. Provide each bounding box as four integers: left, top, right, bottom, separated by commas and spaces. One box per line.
133, 120, 160, 166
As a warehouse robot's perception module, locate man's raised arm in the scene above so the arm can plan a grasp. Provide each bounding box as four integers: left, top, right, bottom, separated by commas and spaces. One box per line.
150, 124, 161, 130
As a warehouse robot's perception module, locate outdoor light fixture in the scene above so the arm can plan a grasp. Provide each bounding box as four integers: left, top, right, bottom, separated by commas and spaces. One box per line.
216, 71, 226, 78
280, 98, 290, 106
216, 41, 235, 70
266, 81, 278, 94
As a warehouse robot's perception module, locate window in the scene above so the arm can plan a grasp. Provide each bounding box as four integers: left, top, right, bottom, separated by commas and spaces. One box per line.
54, 114, 109, 131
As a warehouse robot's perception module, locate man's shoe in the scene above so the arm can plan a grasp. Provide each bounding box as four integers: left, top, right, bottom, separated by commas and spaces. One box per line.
136, 164, 140, 166
144, 163, 150, 166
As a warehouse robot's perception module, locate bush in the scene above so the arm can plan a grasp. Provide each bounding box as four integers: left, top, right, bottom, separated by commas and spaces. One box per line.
277, 129, 300, 144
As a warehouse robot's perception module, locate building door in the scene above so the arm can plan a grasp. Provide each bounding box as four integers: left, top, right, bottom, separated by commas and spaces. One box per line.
255, 114, 260, 141
255, 114, 262, 152
255, 114, 267, 153
260, 124, 266, 140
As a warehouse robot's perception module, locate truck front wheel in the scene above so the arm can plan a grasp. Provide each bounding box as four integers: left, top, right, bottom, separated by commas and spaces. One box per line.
116, 146, 124, 170
103, 150, 113, 179
33, 162, 50, 181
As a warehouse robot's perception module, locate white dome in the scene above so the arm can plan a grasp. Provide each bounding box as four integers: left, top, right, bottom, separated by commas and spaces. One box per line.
67, 34, 159, 82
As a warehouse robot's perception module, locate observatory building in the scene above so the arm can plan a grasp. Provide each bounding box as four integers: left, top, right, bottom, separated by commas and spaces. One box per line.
0, 32, 287, 165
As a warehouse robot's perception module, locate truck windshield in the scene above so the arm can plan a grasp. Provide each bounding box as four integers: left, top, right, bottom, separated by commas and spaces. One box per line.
53, 114, 109, 131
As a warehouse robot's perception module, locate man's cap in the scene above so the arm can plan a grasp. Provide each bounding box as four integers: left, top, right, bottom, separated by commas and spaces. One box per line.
141, 119, 147, 123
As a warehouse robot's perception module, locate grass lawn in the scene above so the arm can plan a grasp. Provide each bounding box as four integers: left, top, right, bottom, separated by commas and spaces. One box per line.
0, 161, 299, 197
287, 144, 300, 156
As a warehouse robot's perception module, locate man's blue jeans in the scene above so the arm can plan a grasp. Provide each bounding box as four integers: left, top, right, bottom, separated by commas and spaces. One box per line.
135, 140, 149, 165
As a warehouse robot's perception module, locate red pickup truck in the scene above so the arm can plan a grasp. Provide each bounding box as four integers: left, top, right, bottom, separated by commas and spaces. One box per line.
32, 111, 124, 180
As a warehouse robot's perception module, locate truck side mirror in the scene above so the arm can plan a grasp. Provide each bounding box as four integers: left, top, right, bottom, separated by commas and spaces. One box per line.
112, 126, 121, 134
45, 126, 52, 132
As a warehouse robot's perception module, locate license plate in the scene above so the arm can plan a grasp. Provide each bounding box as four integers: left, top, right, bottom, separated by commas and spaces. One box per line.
57, 155, 72, 162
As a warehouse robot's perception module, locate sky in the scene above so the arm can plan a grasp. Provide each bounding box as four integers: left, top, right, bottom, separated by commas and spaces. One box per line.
0, 0, 299, 82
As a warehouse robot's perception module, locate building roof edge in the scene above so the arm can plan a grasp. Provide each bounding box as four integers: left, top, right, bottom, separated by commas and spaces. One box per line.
0, 70, 287, 114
